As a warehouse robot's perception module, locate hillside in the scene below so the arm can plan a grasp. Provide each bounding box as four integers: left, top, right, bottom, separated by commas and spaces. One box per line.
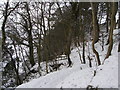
1, 2, 119, 89
16, 29, 118, 89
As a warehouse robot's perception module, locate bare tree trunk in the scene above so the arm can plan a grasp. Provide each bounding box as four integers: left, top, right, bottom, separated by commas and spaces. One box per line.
106, 2, 110, 33
2, 1, 19, 49
67, 54, 72, 67
91, 3, 100, 43
26, 3, 35, 67
79, 5, 86, 64
62, 24, 72, 67
5, 47, 22, 85
118, 43, 120, 52
105, 2, 117, 59
101, 32, 104, 51
91, 2, 101, 65
64, 28, 72, 67
2, 1, 10, 48
20, 46, 30, 78
35, 3, 42, 75
82, 36, 86, 64
88, 55, 92, 67
41, 3, 49, 73
66, 27, 72, 67
37, 23, 42, 75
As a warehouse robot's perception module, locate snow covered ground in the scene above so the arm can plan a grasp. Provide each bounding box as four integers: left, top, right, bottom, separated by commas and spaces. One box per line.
16, 29, 118, 89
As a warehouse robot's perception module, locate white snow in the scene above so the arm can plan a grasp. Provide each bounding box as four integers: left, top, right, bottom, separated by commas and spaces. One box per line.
16, 29, 118, 89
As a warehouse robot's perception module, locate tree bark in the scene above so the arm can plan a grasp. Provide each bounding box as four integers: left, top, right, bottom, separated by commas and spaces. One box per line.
41, 3, 48, 73
6, 47, 22, 85
82, 39, 86, 64
91, 2, 101, 65
66, 27, 72, 67
2, 1, 19, 49
26, 3, 35, 67
36, 3, 42, 75
106, 2, 110, 33
67, 54, 72, 67
91, 3, 100, 44
105, 2, 117, 59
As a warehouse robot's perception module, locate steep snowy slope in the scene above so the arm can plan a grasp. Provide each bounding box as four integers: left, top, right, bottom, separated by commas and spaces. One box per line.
16, 29, 118, 88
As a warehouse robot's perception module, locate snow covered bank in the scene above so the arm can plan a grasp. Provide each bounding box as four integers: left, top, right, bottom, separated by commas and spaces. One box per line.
16, 43, 118, 88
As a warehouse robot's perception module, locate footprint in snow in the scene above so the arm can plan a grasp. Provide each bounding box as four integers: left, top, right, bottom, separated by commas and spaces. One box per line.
72, 84, 77, 87
74, 84, 77, 87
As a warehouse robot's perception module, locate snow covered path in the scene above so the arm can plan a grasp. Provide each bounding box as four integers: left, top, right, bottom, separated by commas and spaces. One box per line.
17, 44, 118, 88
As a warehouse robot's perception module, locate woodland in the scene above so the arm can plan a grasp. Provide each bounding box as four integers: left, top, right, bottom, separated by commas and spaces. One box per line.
0, 1, 120, 89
